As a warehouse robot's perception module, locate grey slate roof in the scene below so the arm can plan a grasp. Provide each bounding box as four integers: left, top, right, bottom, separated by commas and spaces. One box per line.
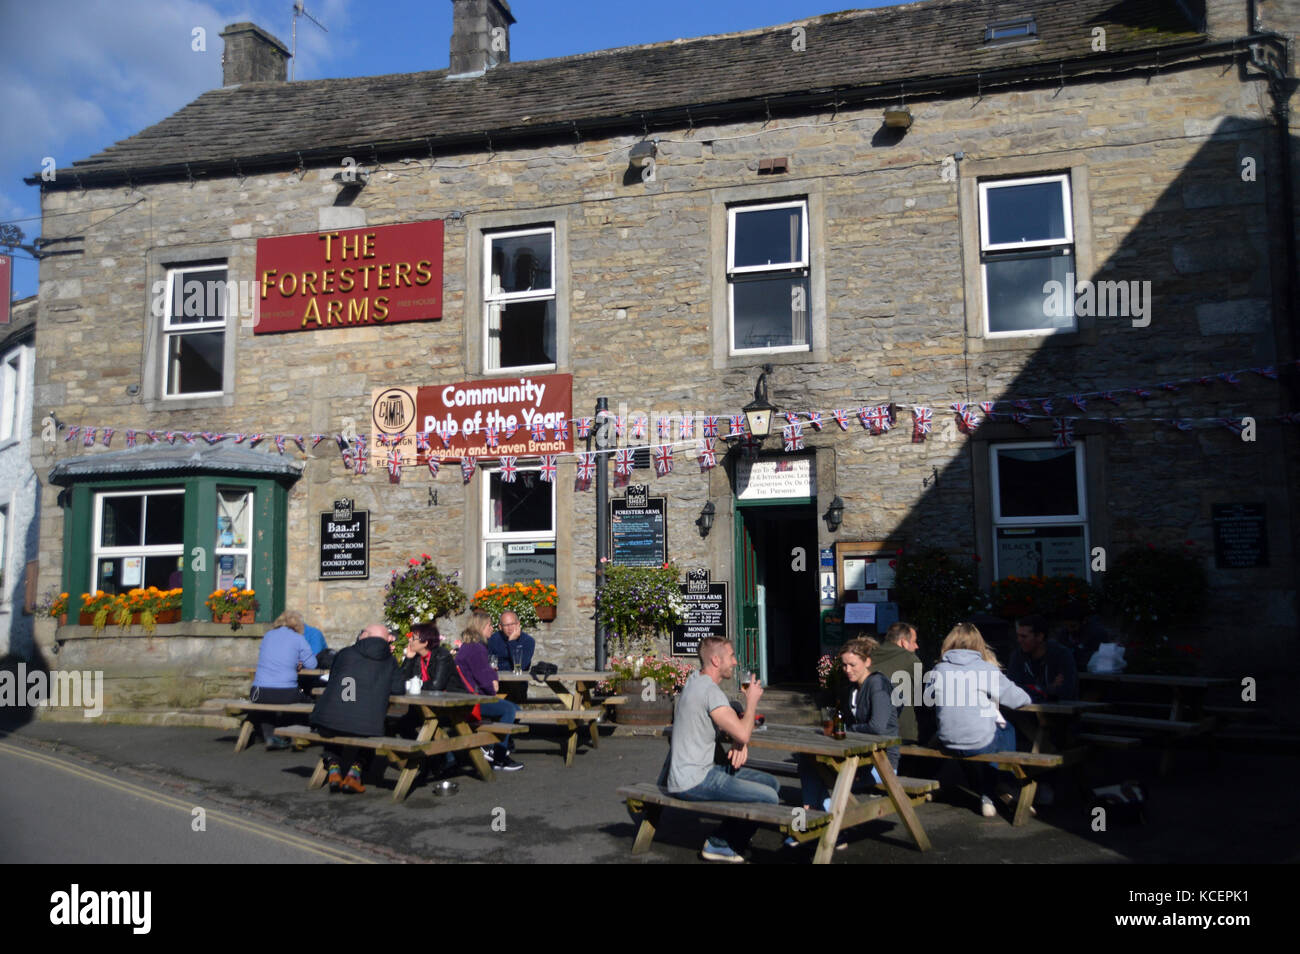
55, 0, 1206, 184
48, 439, 305, 484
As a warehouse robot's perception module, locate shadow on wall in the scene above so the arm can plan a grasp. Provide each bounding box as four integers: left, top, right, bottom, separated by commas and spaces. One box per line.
0, 648, 52, 732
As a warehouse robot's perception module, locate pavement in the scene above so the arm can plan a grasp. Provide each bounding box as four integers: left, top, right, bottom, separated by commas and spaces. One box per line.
2, 718, 1297, 864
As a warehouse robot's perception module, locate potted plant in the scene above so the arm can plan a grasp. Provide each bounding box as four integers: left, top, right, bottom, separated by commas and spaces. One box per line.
79, 590, 116, 630
595, 562, 688, 645
471, 581, 557, 630
383, 554, 467, 655
599, 636, 694, 725
816, 652, 845, 708
991, 574, 1097, 621
1102, 542, 1207, 674
40, 590, 70, 626
531, 581, 559, 621
892, 547, 987, 663
206, 588, 259, 629
123, 586, 183, 634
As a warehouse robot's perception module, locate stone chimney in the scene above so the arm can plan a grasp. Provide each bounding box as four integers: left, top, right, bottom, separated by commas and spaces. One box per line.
220, 22, 291, 86
449, 0, 515, 78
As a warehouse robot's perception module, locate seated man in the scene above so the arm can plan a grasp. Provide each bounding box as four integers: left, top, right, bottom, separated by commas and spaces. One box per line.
486, 611, 536, 672
1008, 614, 1078, 702
665, 636, 777, 863
869, 621, 923, 744
309, 623, 405, 793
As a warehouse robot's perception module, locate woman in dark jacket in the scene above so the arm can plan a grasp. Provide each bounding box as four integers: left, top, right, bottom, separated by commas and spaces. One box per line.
395, 623, 455, 742
310, 623, 405, 793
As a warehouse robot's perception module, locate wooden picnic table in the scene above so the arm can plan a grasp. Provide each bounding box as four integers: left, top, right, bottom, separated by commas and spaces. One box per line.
497, 671, 613, 709
746, 724, 931, 864
378, 690, 497, 793
1078, 673, 1231, 774
1007, 701, 1109, 754
229, 666, 326, 677
498, 671, 615, 763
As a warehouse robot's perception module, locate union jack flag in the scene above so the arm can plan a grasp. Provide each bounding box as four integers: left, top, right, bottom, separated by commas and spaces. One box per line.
1281, 412, 1300, 425
145, 430, 159, 443
680, 414, 694, 440
438, 427, 452, 448
65, 425, 80, 442
484, 426, 499, 450
461, 458, 475, 483
552, 415, 568, 440
654, 445, 674, 476
632, 416, 647, 440
857, 407, 872, 430
657, 418, 669, 441
912, 406, 933, 436
1196, 376, 1216, 387
293, 435, 305, 451
311, 434, 327, 448
249, 434, 265, 447
576, 417, 593, 439
1069, 394, 1087, 411
741, 435, 761, 460
125, 430, 137, 449
416, 432, 431, 455
698, 439, 717, 471
871, 405, 893, 433
427, 456, 440, 477
502, 423, 518, 440
165, 431, 177, 444
1219, 418, 1245, 434
183, 431, 197, 444
1039, 400, 1053, 415
727, 414, 744, 439
1012, 413, 1033, 428
531, 420, 548, 442
83, 428, 96, 446
703, 416, 719, 438
783, 424, 804, 452
1133, 388, 1152, 399
833, 409, 849, 431
499, 456, 518, 482
274, 435, 286, 454
375, 434, 390, 448
353, 437, 368, 474
785, 413, 800, 426
337, 436, 353, 471
1256, 366, 1278, 380
951, 403, 979, 433
614, 416, 625, 438
1171, 419, 1193, 432
1098, 391, 1119, 404
807, 411, 823, 431
1053, 417, 1075, 448
978, 401, 994, 416
576, 452, 597, 485
1159, 382, 1179, 392
101, 428, 113, 447
388, 450, 403, 482
1014, 400, 1032, 412
540, 455, 558, 482
615, 448, 634, 477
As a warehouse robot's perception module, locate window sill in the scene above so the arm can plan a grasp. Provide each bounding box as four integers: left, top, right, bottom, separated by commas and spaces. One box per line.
966, 325, 1098, 353
145, 393, 236, 414
484, 363, 558, 376
722, 348, 825, 371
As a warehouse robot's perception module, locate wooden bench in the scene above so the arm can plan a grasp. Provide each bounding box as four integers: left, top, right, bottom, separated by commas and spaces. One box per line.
516, 708, 606, 766
276, 724, 505, 802
739, 756, 939, 802
898, 745, 1075, 825
217, 700, 317, 753
618, 782, 832, 854
1077, 732, 1142, 749
1081, 712, 1213, 734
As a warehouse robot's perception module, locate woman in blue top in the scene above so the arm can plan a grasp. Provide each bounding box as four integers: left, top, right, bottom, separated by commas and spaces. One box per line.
250, 610, 317, 750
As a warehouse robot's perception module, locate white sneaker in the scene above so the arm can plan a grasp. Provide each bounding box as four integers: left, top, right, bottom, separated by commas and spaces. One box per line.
480, 746, 495, 765
981, 796, 997, 817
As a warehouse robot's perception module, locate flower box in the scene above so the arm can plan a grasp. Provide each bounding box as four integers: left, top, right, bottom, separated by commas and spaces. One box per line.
212, 610, 257, 625
535, 604, 556, 622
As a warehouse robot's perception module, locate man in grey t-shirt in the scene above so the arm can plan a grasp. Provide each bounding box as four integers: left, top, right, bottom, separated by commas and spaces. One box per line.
666, 636, 779, 862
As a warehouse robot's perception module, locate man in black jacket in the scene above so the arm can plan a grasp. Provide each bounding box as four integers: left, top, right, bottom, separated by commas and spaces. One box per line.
311, 623, 405, 794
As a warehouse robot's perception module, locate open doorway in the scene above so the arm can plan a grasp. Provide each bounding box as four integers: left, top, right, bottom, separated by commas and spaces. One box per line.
734, 502, 820, 687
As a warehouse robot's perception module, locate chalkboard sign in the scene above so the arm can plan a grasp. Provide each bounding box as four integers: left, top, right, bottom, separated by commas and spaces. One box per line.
1212, 502, 1268, 569
610, 485, 667, 567
319, 510, 369, 579
672, 569, 728, 657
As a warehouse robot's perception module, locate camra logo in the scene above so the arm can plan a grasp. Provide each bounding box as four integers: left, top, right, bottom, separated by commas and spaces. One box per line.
372, 387, 415, 434
50, 885, 151, 934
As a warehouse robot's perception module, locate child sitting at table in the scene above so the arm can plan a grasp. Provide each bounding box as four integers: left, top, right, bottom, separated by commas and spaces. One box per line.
925, 622, 1031, 817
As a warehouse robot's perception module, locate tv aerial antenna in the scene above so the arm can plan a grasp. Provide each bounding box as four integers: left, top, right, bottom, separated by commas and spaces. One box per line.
290, 0, 328, 81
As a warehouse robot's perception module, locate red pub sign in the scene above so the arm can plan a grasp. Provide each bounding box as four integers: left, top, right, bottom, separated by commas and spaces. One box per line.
416, 373, 573, 458
254, 220, 443, 334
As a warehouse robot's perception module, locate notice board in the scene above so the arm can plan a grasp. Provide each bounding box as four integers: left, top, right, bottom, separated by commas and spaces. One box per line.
610, 485, 667, 567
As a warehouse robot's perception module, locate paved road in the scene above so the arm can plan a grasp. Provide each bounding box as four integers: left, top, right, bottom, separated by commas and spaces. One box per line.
0, 740, 379, 863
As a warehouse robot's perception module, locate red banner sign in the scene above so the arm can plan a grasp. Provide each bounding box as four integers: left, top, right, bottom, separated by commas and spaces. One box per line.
254, 220, 443, 334
415, 373, 573, 458
0, 254, 11, 325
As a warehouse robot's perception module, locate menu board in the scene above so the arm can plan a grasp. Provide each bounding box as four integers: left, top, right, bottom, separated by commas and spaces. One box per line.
319, 502, 369, 579
672, 569, 728, 657
610, 485, 667, 567
1212, 503, 1268, 569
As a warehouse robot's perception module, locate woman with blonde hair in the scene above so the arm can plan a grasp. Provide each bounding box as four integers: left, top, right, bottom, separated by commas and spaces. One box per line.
453, 609, 524, 771
924, 621, 1030, 817
249, 609, 316, 750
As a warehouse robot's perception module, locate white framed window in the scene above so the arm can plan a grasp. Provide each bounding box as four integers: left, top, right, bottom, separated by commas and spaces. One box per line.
0, 347, 23, 443
978, 174, 1076, 336
990, 442, 1089, 580
484, 227, 556, 371
214, 488, 254, 591
92, 489, 186, 594
481, 463, 557, 587
727, 199, 810, 354
163, 264, 227, 397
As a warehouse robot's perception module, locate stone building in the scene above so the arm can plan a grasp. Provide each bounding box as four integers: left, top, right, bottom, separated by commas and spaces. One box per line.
2, 296, 38, 659
26, 0, 1300, 716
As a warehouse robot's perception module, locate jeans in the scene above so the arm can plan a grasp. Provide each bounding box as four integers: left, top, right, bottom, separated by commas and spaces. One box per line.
674, 764, 781, 852
942, 722, 1018, 799
249, 685, 301, 744
797, 756, 890, 811
476, 699, 518, 760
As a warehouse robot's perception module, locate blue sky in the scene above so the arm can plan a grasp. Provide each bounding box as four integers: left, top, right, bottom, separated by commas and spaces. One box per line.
0, 0, 896, 301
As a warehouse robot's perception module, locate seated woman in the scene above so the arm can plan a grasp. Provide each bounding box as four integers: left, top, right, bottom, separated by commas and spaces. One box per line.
453, 610, 524, 771
797, 637, 898, 814
249, 610, 317, 750
395, 622, 456, 742
924, 622, 1031, 817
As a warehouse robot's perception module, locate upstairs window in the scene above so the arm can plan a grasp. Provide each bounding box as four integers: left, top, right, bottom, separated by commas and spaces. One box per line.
978, 174, 1075, 336
164, 264, 227, 397
727, 200, 810, 354
484, 227, 556, 371
985, 18, 1037, 44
